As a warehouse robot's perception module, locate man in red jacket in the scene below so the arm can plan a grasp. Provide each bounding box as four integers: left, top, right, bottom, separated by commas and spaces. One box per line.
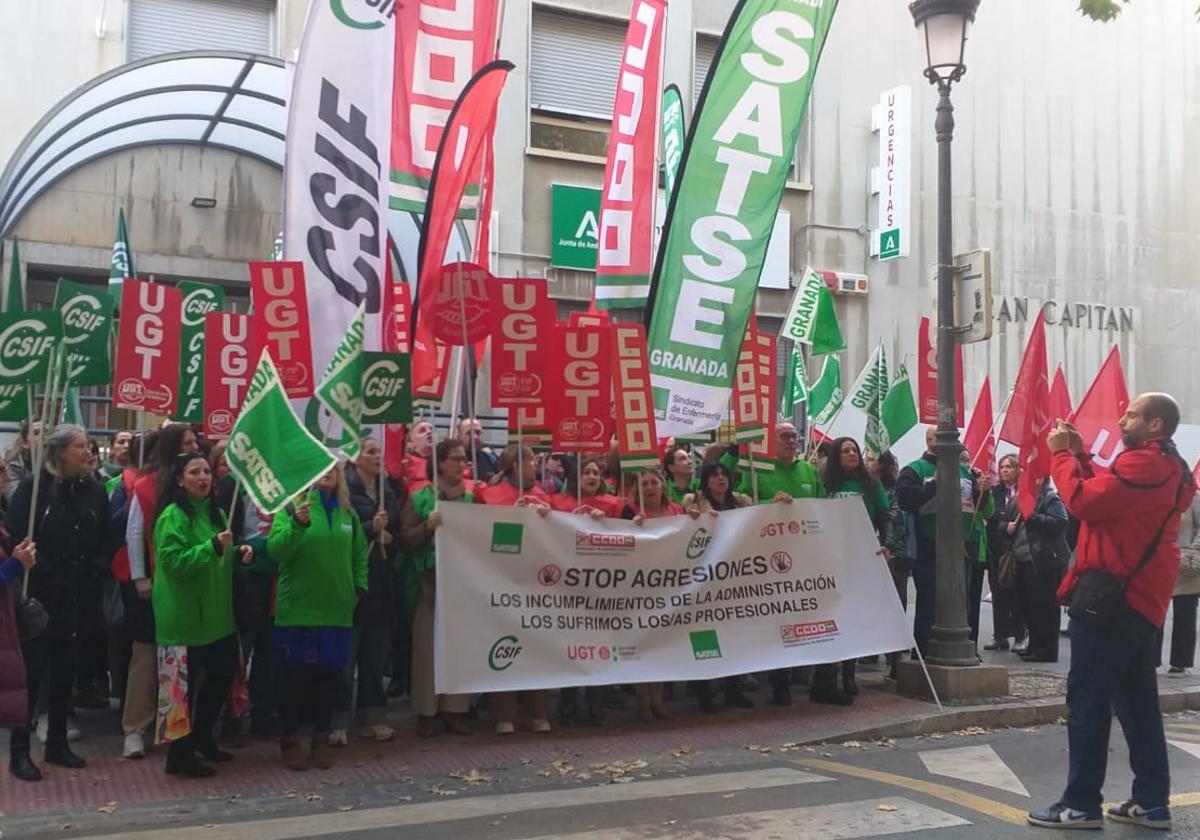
1030, 393, 1195, 831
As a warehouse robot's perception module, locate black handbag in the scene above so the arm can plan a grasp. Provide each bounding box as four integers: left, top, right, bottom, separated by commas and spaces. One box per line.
16, 594, 48, 641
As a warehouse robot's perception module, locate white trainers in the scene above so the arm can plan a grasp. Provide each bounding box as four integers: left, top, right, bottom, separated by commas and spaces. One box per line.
328, 729, 349, 747
530, 718, 552, 734
123, 732, 145, 759
494, 721, 515, 735
357, 724, 395, 742
35, 715, 81, 744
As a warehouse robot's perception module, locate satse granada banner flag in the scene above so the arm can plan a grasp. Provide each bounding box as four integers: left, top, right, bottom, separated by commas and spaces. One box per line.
551, 324, 612, 453
249, 262, 315, 399
112, 280, 182, 414
593, 0, 667, 310
611, 324, 660, 471
203, 312, 257, 438
390, 0, 500, 215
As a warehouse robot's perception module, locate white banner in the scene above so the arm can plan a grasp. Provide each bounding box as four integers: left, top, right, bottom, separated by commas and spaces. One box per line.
284, 0, 391, 438
434, 499, 910, 694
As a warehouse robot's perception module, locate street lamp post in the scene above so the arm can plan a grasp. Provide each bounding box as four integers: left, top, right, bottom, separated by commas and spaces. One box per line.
910, 0, 980, 667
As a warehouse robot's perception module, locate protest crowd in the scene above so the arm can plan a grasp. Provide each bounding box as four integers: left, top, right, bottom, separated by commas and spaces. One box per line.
1, 400, 1195, 788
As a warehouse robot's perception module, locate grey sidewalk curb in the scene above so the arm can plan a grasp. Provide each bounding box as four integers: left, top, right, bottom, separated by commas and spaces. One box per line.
796, 684, 1200, 745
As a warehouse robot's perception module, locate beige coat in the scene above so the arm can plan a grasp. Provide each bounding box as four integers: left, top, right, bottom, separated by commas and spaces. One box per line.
681, 491, 754, 514
1175, 495, 1200, 596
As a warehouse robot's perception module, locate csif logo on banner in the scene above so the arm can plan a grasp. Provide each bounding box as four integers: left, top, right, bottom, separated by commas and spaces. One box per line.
360, 352, 412, 424
54, 280, 113, 386
330, 0, 395, 30
0, 312, 60, 382
177, 282, 224, 422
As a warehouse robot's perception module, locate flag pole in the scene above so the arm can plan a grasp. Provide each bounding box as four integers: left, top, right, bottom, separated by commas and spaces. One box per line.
576, 452, 582, 510
456, 260, 479, 481
516, 414, 523, 501
22, 344, 58, 599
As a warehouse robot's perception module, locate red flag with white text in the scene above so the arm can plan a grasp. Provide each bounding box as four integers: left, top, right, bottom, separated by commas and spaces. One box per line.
593, 0, 667, 310
917, 316, 964, 426
203, 312, 258, 438
611, 323, 660, 471
249, 261, 315, 399
112, 280, 182, 415
999, 317, 1051, 516
551, 325, 612, 452
490, 279, 554, 408
963, 375, 996, 473
1071, 345, 1130, 471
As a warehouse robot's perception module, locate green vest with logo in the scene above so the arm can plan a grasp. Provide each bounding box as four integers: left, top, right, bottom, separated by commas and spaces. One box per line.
904, 457, 992, 547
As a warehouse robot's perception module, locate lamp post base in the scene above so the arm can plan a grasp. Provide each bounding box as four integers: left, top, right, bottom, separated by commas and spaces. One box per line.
896, 660, 1009, 703
927, 622, 978, 667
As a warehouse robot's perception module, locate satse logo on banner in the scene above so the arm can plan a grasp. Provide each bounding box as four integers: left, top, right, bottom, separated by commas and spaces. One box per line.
113, 280, 182, 414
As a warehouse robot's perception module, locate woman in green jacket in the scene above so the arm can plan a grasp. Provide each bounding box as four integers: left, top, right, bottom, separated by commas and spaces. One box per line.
267, 463, 368, 771
152, 452, 250, 778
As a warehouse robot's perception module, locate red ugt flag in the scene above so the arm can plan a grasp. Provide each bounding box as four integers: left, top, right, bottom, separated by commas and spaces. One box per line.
963, 375, 996, 474
1049, 363, 1073, 424
1000, 317, 1051, 517
1071, 345, 1130, 470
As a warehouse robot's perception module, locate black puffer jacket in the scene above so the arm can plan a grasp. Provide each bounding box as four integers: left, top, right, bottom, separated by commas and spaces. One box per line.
344, 463, 401, 628
6, 469, 112, 638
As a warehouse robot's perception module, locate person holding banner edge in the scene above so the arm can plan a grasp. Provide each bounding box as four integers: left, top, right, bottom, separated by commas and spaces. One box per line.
400, 439, 474, 738
151, 451, 252, 778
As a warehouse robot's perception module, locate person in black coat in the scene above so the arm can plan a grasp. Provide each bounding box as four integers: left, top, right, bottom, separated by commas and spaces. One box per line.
1012, 478, 1071, 663
985, 454, 1027, 651
337, 438, 403, 742
6, 425, 112, 772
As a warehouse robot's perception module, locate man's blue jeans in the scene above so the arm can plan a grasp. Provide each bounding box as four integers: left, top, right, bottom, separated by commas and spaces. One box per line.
1062, 614, 1169, 812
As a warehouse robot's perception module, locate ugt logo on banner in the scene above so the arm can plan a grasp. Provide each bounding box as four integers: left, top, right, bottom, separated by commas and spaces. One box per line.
250, 261, 316, 398
112, 280, 182, 414
490, 279, 552, 407
551, 325, 612, 452
204, 312, 257, 438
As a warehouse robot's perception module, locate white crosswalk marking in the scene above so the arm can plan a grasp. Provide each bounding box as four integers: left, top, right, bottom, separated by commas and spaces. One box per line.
82, 768, 834, 840
526, 797, 971, 838
918, 744, 1030, 797
1168, 739, 1200, 761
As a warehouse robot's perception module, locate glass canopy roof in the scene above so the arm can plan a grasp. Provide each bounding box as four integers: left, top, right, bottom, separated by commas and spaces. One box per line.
0, 51, 286, 237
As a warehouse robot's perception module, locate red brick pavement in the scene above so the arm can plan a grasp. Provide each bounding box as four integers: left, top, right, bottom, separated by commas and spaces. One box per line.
0, 685, 934, 815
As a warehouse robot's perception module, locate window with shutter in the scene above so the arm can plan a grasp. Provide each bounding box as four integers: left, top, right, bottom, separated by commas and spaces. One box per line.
529, 6, 625, 157
128, 0, 275, 62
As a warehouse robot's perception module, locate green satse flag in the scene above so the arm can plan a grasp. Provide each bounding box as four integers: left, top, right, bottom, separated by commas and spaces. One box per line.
108, 209, 136, 302
848, 342, 889, 456
53, 280, 114, 386
781, 267, 844, 356
881, 360, 919, 451
781, 345, 808, 413
268, 232, 283, 261
314, 303, 366, 457
645, 0, 838, 438
660, 85, 686, 204
6, 238, 23, 314
226, 350, 337, 515
806, 355, 842, 428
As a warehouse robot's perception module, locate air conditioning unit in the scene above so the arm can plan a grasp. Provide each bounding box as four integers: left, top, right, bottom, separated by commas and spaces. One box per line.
814, 270, 869, 296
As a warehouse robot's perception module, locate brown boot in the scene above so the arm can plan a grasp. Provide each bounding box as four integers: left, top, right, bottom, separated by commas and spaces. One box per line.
280, 736, 308, 771
310, 733, 335, 770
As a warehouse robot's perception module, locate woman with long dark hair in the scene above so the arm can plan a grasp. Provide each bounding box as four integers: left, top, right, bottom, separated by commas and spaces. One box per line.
662, 446, 698, 506
151, 452, 250, 777
681, 461, 755, 713
551, 455, 627, 518
817, 437, 890, 703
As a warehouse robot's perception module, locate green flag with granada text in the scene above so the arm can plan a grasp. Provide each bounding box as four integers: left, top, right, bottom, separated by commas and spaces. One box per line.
806, 355, 842, 429
225, 350, 336, 515
314, 303, 366, 458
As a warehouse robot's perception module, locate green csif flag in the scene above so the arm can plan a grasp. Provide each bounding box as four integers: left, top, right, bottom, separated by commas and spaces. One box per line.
782, 266, 845, 356
108, 209, 136, 302
645, 0, 838, 437
881, 359, 919, 452
53, 280, 114, 386
806, 355, 842, 429
848, 342, 889, 456
175, 282, 225, 423
660, 84, 686, 204
314, 303, 366, 457
6, 238, 23, 314
226, 349, 337, 515
780, 345, 808, 414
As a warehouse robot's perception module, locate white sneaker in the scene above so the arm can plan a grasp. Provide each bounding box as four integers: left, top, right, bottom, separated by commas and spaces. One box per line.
530, 718, 552, 733
494, 721, 515, 735
123, 732, 145, 759
328, 729, 349, 747
35, 715, 81, 743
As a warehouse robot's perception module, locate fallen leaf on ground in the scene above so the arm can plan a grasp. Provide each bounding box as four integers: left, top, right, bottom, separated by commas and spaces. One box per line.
96, 802, 118, 815
536, 770, 552, 778
429, 785, 459, 797
671, 745, 696, 757
721, 793, 736, 799
876, 804, 898, 812
450, 769, 494, 785
338, 805, 353, 812
841, 740, 864, 749
551, 760, 574, 775
305, 793, 322, 802
953, 727, 991, 736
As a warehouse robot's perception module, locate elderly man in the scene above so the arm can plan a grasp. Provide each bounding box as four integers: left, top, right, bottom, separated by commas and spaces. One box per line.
458, 418, 499, 483
7, 425, 112, 780
1030, 394, 1195, 830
